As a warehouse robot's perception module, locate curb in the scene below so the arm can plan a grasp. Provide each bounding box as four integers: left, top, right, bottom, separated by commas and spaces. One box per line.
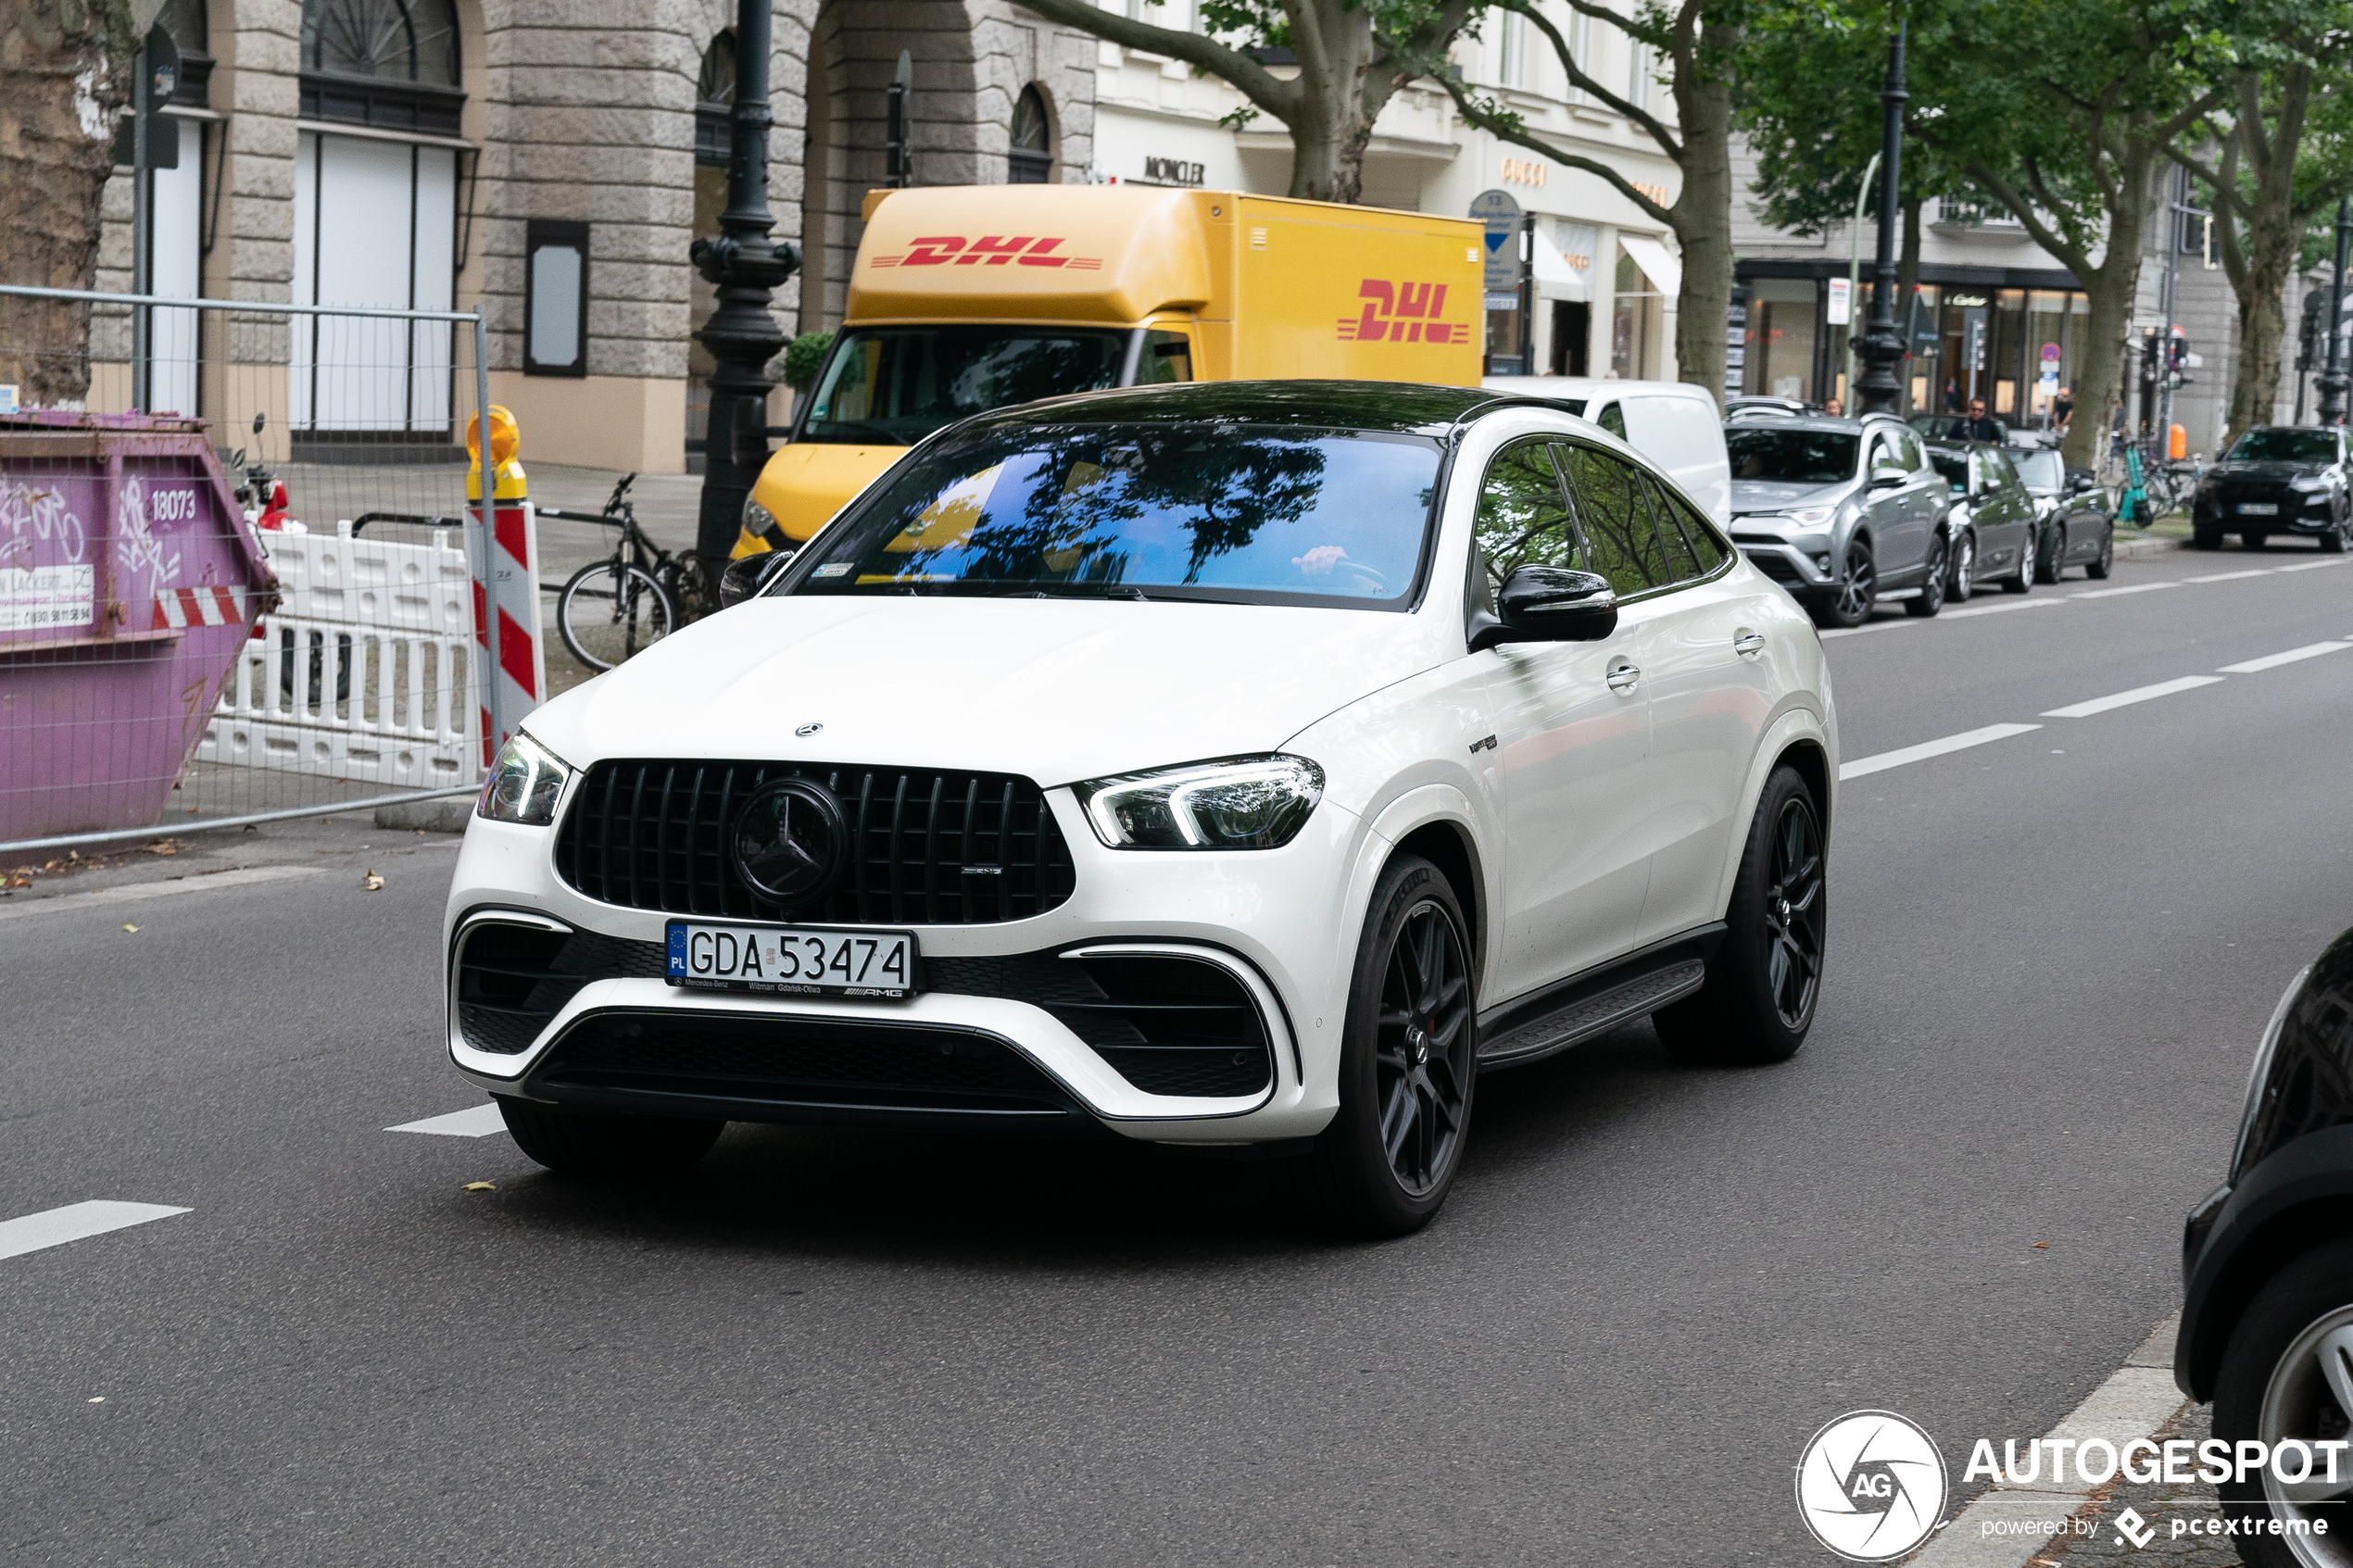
2113, 534, 2180, 560
1904, 1314, 2186, 1566
374, 797, 474, 834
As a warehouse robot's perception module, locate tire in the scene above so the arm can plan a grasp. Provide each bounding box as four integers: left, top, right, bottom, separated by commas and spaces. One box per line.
2002, 529, 2035, 594
2246, 531, 2271, 551
496, 1097, 724, 1179
1304, 853, 1478, 1237
1948, 530, 1977, 602
2210, 1236, 2353, 1568
2083, 526, 2114, 579
1812, 541, 1876, 629
2322, 515, 2348, 554
664, 549, 718, 622
1905, 533, 1947, 617
2035, 521, 2068, 583
2194, 524, 2224, 549
1653, 766, 1826, 1066
559, 560, 677, 671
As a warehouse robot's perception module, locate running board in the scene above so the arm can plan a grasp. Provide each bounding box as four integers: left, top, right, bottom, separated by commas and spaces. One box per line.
1477, 925, 1722, 1071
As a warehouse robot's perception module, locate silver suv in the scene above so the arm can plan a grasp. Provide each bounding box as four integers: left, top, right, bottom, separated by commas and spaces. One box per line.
1724, 415, 1953, 628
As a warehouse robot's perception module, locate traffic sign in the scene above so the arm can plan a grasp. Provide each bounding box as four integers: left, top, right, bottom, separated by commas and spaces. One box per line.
1470, 189, 1522, 296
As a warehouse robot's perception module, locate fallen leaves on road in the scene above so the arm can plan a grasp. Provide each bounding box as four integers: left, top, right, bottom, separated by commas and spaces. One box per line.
461, 1181, 496, 1193
362, 869, 384, 891
2033, 1241, 2048, 1248
121, 924, 139, 933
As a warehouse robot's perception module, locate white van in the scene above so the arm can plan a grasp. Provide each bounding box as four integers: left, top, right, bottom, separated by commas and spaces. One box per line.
1481, 376, 1732, 527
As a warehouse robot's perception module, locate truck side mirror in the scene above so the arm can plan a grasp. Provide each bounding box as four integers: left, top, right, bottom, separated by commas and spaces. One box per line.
1471, 566, 1617, 650
719, 549, 796, 608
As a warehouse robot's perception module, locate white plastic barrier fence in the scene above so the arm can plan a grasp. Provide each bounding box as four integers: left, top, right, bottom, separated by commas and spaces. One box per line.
195, 520, 481, 788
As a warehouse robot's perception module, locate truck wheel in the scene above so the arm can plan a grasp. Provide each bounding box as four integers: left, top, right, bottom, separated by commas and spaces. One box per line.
2211, 1237, 2353, 1568
1655, 766, 1824, 1066
496, 1097, 724, 1178
1304, 854, 1478, 1237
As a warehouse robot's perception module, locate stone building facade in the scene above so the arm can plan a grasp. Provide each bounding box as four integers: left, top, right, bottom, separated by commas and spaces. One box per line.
97, 0, 1099, 473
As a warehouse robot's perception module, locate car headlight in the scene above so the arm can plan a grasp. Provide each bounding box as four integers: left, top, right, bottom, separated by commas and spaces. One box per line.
2229, 964, 2313, 1180
743, 495, 782, 535
476, 732, 573, 826
1780, 505, 1838, 529
2291, 475, 2329, 492
1075, 754, 1325, 850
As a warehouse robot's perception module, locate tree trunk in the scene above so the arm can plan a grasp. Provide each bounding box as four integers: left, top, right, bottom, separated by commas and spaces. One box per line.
2061, 151, 2160, 472
2230, 248, 2290, 437
0, 0, 132, 407
1669, 76, 1734, 407
2224, 66, 2309, 438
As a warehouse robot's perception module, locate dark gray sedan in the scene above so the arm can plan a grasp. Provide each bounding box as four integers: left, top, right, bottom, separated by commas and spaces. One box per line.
1926, 441, 2042, 599
2010, 446, 2117, 582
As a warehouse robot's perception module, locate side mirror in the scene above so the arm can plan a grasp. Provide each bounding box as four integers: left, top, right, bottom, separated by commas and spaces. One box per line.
2067, 470, 2095, 493
1869, 465, 1907, 489
1471, 566, 1617, 650
718, 549, 796, 608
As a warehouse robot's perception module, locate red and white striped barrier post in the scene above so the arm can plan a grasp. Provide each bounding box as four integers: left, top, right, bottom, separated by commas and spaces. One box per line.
464, 406, 546, 766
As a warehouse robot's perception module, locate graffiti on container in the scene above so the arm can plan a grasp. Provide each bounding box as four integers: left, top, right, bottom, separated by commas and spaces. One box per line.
0, 483, 88, 569
114, 475, 184, 601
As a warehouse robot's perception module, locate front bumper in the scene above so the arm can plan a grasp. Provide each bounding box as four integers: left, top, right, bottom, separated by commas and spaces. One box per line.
443, 791, 1358, 1144
2197, 491, 2336, 531
1732, 539, 1836, 592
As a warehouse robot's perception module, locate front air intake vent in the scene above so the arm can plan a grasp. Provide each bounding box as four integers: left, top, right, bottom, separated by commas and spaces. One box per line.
554, 759, 1076, 926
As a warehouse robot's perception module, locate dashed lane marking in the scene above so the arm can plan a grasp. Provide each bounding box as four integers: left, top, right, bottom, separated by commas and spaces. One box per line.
1817, 553, 2344, 640
2041, 675, 2226, 719
2184, 568, 2271, 583
2217, 640, 2353, 674
0, 1201, 190, 1261
1942, 597, 2068, 620
2069, 581, 2183, 599
0, 865, 327, 924
386, 1104, 509, 1138
1840, 722, 2043, 781
2273, 558, 2349, 572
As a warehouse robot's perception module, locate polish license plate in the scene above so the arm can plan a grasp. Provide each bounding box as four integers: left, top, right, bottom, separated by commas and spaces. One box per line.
2238, 502, 2279, 515
665, 922, 919, 998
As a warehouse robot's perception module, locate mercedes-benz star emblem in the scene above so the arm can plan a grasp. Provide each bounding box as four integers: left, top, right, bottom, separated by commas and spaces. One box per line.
732, 779, 846, 904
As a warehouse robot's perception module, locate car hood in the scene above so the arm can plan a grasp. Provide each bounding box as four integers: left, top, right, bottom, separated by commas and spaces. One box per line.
2212, 460, 2325, 481
1730, 479, 1851, 516
523, 596, 1443, 787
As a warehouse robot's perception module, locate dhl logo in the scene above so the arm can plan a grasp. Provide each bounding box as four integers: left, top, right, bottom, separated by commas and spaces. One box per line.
1339, 281, 1468, 345
871, 235, 1102, 270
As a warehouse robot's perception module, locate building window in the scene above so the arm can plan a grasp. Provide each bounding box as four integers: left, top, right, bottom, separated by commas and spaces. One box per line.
299, 0, 463, 135
1567, 12, 1590, 100
524, 220, 589, 378
696, 31, 735, 169
1009, 86, 1053, 183
157, 0, 213, 105
1498, 11, 1527, 87
1627, 41, 1648, 110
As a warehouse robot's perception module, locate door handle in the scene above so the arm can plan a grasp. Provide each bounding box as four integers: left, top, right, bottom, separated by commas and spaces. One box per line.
1605, 659, 1641, 693
1732, 630, 1767, 657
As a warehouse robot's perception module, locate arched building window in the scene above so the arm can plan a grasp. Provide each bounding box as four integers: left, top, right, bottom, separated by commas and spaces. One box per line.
696, 31, 736, 168
299, 0, 463, 134
157, 0, 213, 105
1008, 86, 1052, 183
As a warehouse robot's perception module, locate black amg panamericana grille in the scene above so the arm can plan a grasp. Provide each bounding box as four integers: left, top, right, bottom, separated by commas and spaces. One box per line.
554, 759, 1076, 925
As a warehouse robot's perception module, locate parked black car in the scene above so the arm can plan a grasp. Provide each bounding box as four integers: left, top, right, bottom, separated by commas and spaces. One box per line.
2178, 926, 2353, 1565
1924, 440, 2043, 599
2192, 426, 2353, 552
2009, 446, 2116, 582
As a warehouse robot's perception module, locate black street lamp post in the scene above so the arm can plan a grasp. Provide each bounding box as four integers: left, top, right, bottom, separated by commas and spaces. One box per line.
2320, 196, 2351, 427
691, 0, 800, 565
1853, 22, 1909, 417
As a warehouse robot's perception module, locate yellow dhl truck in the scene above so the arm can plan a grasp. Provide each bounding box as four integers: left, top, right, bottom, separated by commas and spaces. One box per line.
734, 182, 1486, 557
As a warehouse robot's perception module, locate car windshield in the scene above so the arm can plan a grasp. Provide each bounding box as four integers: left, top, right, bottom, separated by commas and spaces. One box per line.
787, 423, 1441, 606
1930, 453, 1969, 494
2227, 429, 2337, 463
799, 326, 1131, 445
2013, 450, 2065, 489
1727, 428, 1859, 483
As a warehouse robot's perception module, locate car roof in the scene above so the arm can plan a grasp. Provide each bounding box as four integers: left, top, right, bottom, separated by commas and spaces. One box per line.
952, 380, 1517, 439
1480, 375, 1713, 402
1727, 415, 1894, 435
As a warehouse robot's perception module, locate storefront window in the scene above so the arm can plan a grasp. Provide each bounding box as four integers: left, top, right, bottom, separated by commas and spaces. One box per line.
1907, 284, 1941, 411
1744, 278, 1818, 402
1992, 288, 2027, 416
1611, 248, 1663, 380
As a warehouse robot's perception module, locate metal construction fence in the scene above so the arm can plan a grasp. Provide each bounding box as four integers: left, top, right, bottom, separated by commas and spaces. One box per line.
0, 284, 508, 855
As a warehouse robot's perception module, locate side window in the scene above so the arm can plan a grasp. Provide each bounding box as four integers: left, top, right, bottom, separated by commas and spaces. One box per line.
1652, 478, 1730, 579
1642, 474, 1704, 583
1141, 328, 1191, 383
1992, 451, 2024, 493
1557, 444, 1663, 596
1472, 437, 1581, 600
1896, 430, 1927, 470
1596, 402, 1627, 439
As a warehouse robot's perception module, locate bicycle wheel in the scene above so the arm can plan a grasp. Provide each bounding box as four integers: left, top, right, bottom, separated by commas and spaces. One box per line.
558, 560, 677, 671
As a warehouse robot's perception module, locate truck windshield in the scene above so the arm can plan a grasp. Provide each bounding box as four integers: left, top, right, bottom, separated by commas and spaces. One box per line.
1727, 428, 1859, 483
799, 326, 1131, 445
788, 424, 1441, 607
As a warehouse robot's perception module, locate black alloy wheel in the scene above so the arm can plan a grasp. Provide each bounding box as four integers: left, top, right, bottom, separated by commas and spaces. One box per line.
1949, 530, 1976, 601
2210, 1238, 2353, 1568
2036, 521, 2069, 583
1819, 542, 1876, 629
2084, 526, 2114, 579
2322, 511, 2349, 554
1906, 533, 1948, 617
1655, 766, 1826, 1066
1307, 854, 1477, 1236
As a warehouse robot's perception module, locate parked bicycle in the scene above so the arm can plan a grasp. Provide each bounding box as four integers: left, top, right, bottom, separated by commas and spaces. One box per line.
540, 474, 714, 671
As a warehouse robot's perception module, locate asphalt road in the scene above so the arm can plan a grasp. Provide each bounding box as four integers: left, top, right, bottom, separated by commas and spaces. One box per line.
3, 541, 2348, 1565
